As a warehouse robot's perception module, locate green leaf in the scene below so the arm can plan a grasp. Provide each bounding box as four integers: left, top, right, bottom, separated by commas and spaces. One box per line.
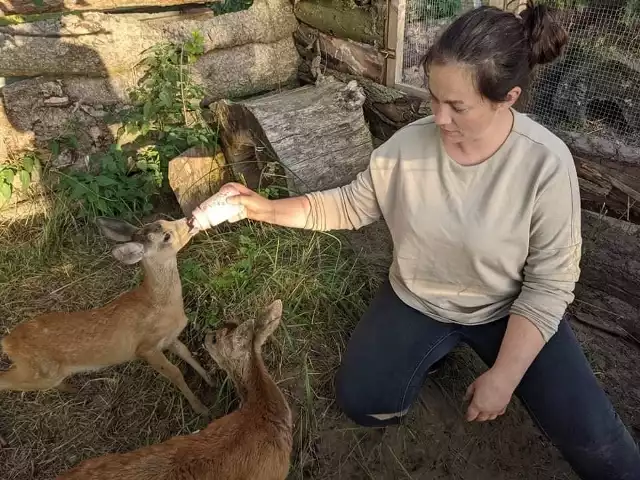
19, 170, 30, 190
50, 140, 60, 158
32, 0, 45, 6
143, 100, 153, 119
140, 123, 151, 136
159, 89, 173, 107
0, 182, 11, 200
22, 155, 34, 173
95, 175, 118, 186
96, 198, 108, 213
3, 169, 14, 184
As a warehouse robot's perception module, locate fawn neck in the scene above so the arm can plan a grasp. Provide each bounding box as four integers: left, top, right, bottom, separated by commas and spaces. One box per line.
240, 348, 291, 427
140, 256, 183, 303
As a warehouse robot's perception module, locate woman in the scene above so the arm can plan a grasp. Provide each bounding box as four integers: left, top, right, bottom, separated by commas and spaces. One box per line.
214, 2, 640, 478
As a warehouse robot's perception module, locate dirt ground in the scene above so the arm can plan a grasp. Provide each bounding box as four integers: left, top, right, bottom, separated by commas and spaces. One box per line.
2, 320, 637, 480
1, 216, 639, 480
302, 321, 640, 480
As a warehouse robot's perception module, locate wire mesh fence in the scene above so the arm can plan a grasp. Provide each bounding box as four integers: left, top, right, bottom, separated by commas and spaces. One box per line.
399, 0, 640, 150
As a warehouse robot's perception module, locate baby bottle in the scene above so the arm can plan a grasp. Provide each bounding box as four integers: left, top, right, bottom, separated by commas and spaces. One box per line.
189, 184, 246, 233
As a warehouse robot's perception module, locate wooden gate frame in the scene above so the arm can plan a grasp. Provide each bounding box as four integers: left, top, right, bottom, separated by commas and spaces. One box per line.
384, 0, 432, 99
384, 0, 512, 98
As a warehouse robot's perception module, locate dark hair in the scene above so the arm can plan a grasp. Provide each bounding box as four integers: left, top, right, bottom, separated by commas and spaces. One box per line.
421, 1, 568, 102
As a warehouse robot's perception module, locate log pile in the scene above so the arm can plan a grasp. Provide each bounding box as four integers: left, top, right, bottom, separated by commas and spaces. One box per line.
294, 24, 429, 141
1, 0, 211, 15
0, 4, 297, 77
0, 0, 300, 165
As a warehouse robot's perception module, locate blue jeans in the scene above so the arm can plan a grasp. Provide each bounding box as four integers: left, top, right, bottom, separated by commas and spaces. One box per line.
335, 280, 640, 480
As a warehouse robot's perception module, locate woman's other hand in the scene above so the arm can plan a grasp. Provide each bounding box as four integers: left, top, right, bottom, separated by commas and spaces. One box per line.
464, 368, 515, 422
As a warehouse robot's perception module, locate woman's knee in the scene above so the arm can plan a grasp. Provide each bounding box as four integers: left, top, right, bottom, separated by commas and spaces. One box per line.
334, 364, 369, 425
334, 364, 406, 427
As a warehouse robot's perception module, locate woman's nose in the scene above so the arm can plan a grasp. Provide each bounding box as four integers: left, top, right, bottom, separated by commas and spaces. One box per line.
432, 104, 452, 126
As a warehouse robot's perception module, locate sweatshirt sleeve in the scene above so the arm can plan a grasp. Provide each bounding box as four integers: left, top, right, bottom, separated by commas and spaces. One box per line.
303, 162, 382, 232
510, 160, 582, 342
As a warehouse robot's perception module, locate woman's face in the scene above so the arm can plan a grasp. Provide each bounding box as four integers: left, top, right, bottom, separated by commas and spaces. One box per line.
427, 62, 519, 143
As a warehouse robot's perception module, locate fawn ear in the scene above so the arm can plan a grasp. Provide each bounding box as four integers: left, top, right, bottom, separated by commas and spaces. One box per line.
254, 299, 282, 347
97, 217, 139, 242
112, 242, 145, 265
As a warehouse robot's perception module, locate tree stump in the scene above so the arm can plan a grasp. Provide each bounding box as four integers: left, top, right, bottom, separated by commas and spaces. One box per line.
210, 75, 373, 195
167, 146, 229, 216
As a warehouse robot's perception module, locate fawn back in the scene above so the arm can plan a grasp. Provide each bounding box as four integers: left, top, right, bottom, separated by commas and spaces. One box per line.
56, 300, 293, 480
0, 217, 212, 414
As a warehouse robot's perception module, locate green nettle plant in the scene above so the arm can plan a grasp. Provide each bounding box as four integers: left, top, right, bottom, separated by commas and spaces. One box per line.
0, 153, 40, 204
57, 32, 217, 220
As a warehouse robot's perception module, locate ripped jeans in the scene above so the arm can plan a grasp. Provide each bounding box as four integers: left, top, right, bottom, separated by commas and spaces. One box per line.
335, 280, 640, 480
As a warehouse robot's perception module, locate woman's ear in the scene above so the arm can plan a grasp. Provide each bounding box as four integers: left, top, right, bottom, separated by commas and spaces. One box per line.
501, 86, 522, 109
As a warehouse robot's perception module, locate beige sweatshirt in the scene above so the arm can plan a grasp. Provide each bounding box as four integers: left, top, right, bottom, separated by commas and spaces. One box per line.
305, 110, 582, 341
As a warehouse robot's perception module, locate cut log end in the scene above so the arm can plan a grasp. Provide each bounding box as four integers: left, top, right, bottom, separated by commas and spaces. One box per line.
208, 76, 373, 196
211, 101, 287, 193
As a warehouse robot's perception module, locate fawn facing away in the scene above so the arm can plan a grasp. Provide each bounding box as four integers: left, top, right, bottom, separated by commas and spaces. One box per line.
56, 299, 293, 480
0, 217, 212, 414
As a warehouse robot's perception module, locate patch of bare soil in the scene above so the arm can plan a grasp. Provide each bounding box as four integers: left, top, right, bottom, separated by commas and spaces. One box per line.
302, 320, 640, 480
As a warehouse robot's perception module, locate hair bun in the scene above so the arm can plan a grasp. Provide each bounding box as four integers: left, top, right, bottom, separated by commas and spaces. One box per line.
520, 0, 568, 67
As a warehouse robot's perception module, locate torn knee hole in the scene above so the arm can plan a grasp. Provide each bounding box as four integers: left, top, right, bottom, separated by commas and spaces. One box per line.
367, 408, 409, 421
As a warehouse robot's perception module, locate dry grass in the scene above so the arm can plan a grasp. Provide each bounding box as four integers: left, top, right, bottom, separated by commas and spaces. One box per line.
0, 194, 383, 479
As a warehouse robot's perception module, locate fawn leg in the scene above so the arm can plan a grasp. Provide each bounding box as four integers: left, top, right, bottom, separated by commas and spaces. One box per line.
169, 339, 214, 386
0, 364, 65, 392
139, 349, 208, 415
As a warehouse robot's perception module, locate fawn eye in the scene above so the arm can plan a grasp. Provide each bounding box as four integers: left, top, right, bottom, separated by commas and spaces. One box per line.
163, 232, 172, 243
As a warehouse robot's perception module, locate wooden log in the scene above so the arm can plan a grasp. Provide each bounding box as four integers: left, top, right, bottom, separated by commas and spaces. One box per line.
575, 156, 640, 223
293, 0, 385, 46
573, 211, 640, 343
297, 59, 428, 141
293, 23, 385, 84
557, 130, 640, 166
0, 0, 215, 15
0, 0, 297, 77
209, 75, 373, 194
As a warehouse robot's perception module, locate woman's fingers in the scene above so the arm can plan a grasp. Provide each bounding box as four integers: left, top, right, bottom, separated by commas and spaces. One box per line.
476, 412, 492, 422
223, 182, 254, 195
226, 195, 245, 206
